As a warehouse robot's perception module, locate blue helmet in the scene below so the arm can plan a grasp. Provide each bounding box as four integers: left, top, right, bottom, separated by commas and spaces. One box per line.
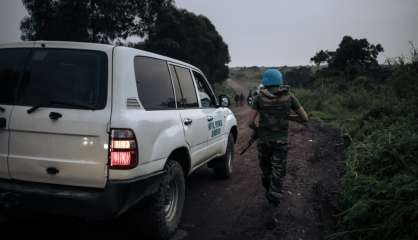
261, 69, 283, 87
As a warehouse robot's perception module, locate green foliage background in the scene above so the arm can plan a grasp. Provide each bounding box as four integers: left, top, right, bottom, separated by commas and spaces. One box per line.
20, 0, 230, 83
295, 46, 418, 240
141, 6, 230, 83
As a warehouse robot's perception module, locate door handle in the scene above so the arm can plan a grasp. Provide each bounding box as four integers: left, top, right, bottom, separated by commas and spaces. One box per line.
184, 118, 193, 126
49, 112, 62, 121
0, 118, 6, 129
207, 116, 214, 122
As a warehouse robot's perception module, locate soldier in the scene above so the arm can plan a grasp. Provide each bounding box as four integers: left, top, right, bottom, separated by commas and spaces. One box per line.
239, 92, 245, 106
248, 68, 309, 229
234, 94, 240, 106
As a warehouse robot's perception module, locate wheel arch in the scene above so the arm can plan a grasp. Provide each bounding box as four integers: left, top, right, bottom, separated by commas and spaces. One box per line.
230, 125, 238, 143
166, 147, 191, 178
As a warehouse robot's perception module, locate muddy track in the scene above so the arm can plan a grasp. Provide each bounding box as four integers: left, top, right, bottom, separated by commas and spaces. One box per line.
176, 106, 345, 240
226, 78, 248, 96
0, 90, 345, 240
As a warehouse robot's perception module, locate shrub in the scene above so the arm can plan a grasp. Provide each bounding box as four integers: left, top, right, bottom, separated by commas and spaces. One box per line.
297, 51, 418, 240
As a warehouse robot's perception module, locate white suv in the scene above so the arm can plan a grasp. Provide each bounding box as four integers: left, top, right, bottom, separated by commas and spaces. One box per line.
0, 41, 237, 239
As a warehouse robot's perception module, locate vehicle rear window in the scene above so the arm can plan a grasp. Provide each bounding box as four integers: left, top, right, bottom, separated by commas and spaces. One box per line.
0, 49, 31, 105
17, 49, 108, 109
134, 56, 176, 110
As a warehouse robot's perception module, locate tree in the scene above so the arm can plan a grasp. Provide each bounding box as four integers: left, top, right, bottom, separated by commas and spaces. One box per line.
284, 67, 314, 88
140, 7, 230, 83
310, 50, 331, 67
311, 36, 384, 80
20, 0, 231, 83
20, 0, 172, 43
329, 36, 383, 73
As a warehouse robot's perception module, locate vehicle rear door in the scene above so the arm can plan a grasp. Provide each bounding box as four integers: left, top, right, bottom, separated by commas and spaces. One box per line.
8, 43, 112, 188
0, 48, 32, 179
168, 64, 210, 165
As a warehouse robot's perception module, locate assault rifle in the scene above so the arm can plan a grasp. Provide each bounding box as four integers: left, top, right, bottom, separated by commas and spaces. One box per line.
240, 124, 258, 155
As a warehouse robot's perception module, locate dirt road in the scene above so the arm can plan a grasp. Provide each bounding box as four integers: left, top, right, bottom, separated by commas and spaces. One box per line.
226, 78, 248, 95
178, 78, 345, 239
0, 85, 344, 240
176, 105, 345, 240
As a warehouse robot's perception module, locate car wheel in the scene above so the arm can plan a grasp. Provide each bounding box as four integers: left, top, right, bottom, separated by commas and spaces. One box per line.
213, 133, 234, 179
137, 160, 185, 239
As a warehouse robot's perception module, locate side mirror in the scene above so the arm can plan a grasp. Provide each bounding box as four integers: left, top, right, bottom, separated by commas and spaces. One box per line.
218, 95, 230, 108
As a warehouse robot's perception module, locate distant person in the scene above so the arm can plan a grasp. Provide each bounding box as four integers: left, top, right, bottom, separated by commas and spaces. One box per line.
247, 89, 253, 105
247, 94, 253, 106
239, 92, 244, 106
247, 69, 309, 229
234, 94, 240, 106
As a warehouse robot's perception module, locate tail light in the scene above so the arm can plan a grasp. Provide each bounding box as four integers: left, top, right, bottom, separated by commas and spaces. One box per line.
109, 129, 138, 169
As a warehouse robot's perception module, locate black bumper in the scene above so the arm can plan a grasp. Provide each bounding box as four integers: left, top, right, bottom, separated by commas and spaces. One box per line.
0, 172, 163, 220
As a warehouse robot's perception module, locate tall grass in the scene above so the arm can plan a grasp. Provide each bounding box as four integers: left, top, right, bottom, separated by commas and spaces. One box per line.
295, 57, 418, 240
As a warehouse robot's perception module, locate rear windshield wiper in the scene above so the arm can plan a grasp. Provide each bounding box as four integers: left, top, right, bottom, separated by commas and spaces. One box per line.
27, 104, 44, 114
27, 101, 96, 114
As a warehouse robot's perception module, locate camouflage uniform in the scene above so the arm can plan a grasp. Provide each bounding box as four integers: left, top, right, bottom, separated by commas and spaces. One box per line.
252, 88, 301, 206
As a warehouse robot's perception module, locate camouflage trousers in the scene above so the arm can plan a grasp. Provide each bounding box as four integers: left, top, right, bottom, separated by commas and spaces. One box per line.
257, 141, 288, 206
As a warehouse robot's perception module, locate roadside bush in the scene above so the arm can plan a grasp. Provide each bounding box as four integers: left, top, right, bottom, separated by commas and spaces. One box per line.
389, 63, 418, 116
297, 51, 418, 240
340, 120, 418, 239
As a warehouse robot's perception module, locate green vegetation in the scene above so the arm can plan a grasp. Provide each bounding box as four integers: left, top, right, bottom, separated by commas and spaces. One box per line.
300, 39, 418, 240
20, 0, 172, 42
140, 6, 230, 83
311, 36, 383, 79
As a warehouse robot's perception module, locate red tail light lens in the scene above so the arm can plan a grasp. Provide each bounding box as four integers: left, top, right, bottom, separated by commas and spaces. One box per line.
109, 129, 138, 169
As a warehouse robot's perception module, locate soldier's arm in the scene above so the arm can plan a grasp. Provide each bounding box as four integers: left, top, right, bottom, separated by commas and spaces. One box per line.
289, 107, 309, 124
248, 108, 259, 128
289, 93, 309, 124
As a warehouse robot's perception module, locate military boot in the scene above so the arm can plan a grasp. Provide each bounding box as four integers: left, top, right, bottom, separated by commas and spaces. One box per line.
264, 205, 279, 230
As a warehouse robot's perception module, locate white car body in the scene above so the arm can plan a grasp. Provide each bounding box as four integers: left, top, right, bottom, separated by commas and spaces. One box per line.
0, 41, 237, 220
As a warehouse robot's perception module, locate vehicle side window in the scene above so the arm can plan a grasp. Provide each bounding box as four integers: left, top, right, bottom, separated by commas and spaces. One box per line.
134, 57, 175, 110
193, 71, 217, 108
174, 66, 199, 108
168, 65, 183, 107
0, 49, 31, 105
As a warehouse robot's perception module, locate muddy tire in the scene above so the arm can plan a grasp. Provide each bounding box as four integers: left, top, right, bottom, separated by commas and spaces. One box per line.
213, 133, 235, 179
135, 161, 185, 239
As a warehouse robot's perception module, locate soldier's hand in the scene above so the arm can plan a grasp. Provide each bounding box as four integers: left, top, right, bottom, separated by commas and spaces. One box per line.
248, 122, 257, 130
302, 121, 314, 133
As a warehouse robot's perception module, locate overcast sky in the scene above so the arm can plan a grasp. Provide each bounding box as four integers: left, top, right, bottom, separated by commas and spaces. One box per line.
1, 0, 417, 66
